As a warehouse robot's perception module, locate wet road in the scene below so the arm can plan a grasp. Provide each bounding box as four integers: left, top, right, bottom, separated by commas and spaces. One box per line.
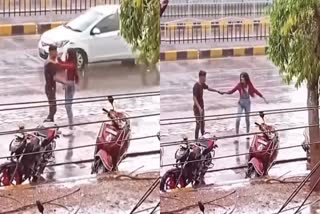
0, 35, 160, 181
160, 56, 308, 182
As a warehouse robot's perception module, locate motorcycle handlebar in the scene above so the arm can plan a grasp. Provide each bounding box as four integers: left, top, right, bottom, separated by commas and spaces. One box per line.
255, 122, 260, 127
102, 108, 109, 114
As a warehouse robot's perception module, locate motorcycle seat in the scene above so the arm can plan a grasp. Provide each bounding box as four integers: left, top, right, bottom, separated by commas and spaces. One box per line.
37, 132, 47, 138
257, 138, 268, 146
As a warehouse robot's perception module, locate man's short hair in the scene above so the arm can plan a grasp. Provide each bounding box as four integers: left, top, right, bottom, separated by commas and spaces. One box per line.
199, 70, 206, 77
48, 45, 57, 52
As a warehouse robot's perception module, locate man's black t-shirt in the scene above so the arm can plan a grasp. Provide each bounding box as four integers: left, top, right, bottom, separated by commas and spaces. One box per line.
193, 82, 208, 109
44, 61, 59, 93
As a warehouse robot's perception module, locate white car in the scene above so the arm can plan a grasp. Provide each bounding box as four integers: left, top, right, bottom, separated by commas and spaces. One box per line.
38, 5, 134, 69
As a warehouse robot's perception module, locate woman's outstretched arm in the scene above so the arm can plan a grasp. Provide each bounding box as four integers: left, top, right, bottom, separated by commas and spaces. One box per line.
252, 85, 263, 97
252, 85, 268, 103
222, 84, 239, 95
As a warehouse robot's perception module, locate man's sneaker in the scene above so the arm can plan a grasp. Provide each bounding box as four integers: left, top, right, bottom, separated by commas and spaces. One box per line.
44, 118, 54, 123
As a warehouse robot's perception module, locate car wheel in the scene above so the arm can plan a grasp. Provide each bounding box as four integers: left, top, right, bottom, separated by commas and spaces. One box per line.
121, 59, 135, 66
76, 49, 87, 70
141, 67, 160, 86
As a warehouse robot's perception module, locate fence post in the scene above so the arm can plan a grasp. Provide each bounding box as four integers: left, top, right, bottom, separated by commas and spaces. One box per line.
49, 0, 53, 22
187, 0, 190, 17
253, 0, 256, 17
221, 0, 224, 17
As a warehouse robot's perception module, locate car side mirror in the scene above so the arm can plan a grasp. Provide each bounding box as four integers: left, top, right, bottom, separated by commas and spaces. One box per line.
92, 27, 101, 35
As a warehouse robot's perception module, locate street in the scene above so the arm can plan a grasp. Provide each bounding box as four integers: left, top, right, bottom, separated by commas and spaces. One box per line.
0, 35, 160, 181
160, 56, 308, 183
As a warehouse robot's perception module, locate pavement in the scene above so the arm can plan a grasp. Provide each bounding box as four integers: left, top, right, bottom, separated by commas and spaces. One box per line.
160, 175, 319, 214
0, 171, 159, 214
160, 56, 309, 183
0, 34, 160, 181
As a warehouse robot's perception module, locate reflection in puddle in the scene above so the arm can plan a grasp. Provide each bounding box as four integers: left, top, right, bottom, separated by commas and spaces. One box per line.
234, 140, 240, 165
65, 135, 75, 161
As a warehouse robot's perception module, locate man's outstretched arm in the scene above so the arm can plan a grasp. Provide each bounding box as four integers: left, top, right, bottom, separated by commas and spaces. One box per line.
207, 87, 222, 94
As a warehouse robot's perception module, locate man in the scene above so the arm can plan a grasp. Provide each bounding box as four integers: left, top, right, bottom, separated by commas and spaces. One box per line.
44, 45, 60, 122
193, 70, 221, 140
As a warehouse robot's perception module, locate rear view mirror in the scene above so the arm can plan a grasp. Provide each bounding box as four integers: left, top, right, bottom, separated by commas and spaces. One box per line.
107, 96, 114, 109
157, 132, 160, 140
92, 27, 101, 35
259, 111, 265, 119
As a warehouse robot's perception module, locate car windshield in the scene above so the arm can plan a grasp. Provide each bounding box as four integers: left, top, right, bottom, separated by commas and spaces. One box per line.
64, 9, 103, 32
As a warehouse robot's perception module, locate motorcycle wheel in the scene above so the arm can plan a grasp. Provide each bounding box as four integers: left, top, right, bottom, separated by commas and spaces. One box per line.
0, 162, 22, 186
92, 159, 107, 174
160, 169, 187, 192
245, 164, 259, 179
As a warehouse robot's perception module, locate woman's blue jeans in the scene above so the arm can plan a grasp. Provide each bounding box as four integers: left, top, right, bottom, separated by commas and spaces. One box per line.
236, 98, 251, 134
65, 84, 75, 129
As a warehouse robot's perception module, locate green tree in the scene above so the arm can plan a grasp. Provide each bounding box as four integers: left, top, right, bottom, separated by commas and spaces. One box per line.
268, 0, 320, 189
120, 0, 160, 70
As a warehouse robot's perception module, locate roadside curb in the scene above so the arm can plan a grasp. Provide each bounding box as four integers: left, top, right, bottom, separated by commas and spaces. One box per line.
160, 46, 268, 61
0, 21, 66, 36
160, 17, 270, 30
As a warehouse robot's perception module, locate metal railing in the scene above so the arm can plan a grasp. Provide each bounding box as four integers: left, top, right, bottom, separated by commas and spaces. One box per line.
160, 21, 270, 43
0, 0, 120, 16
162, 1, 272, 18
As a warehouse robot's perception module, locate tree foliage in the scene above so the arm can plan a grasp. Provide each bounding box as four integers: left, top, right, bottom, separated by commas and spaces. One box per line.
268, 0, 320, 87
120, 0, 160, 69
269, 1, 320, 184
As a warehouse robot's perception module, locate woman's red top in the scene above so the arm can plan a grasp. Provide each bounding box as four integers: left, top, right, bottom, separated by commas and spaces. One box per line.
226, 82, 263, 97
58, 61, 79, 84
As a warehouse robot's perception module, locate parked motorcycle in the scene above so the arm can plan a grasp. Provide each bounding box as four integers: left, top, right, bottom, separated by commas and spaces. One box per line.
91, 96, 131, 174
246, 112, 279, 178
160, 133, 217, 192
0, 123, 60, 186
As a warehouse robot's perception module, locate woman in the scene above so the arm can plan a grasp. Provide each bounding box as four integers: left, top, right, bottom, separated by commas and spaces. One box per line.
221, 72, 268, 135
57, 48, 79, 135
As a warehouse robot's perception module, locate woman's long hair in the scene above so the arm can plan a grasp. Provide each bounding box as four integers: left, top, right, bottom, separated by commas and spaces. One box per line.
66, 48, 78, 68
239, 72, 256, 97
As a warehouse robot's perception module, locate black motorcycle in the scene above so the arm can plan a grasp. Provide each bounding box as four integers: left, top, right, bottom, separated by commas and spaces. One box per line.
160, 133, 217, 192
0, 124, 59, 186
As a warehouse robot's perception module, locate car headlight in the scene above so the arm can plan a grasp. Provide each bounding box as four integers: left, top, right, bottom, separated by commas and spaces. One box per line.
55, 40, 69, 48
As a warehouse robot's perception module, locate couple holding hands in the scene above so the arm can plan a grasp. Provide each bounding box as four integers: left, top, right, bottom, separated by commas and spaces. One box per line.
44, 45, 80, 135
193, 70, 268, 140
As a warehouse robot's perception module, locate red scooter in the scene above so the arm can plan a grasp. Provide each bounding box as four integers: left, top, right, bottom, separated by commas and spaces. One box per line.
246, 112, 279, 178
91, 96, 131, 174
